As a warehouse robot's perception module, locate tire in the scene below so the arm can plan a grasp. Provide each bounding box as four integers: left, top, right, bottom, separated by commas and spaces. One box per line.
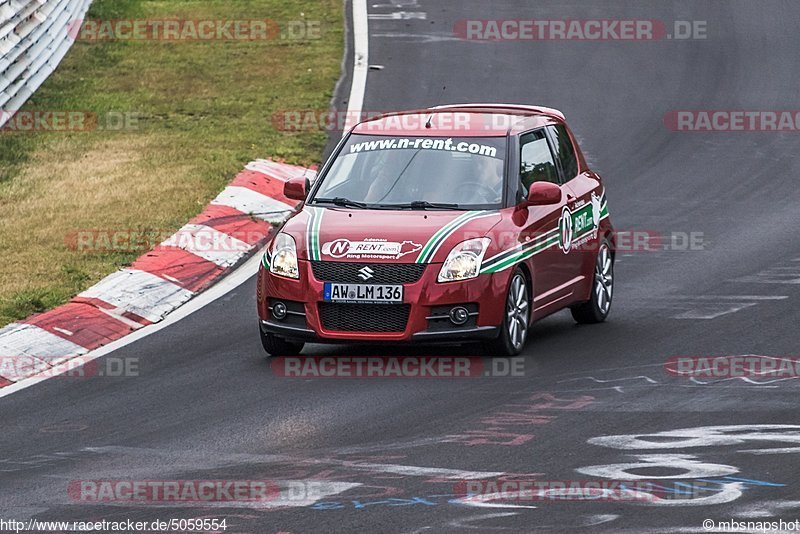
483, 267, 531, 357
259, 326, 304, 356
571, 238, 614, 324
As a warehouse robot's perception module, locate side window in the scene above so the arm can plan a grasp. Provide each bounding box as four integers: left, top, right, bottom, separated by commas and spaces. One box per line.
547, 124, 579, 182
519, 130, 559, 192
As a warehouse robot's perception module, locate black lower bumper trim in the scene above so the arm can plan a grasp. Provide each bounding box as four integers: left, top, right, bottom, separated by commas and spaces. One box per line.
260, 321, 316, 340
411, 326, 499, 342
260, 321, 499, 345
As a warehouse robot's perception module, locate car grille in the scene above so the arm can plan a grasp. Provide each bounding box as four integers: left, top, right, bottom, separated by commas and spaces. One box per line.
318, 303, 411, 332
311, 262, 427, 284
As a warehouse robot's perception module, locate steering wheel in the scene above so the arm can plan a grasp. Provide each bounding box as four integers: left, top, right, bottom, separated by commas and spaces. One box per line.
456, 181, 499, 203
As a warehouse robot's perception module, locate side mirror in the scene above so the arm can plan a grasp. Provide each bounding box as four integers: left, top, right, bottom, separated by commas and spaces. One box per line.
526, 182, 562, 206
284, 177, 307, 201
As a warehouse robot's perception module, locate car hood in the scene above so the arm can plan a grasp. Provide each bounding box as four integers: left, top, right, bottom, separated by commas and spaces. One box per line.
282, 206, 503, 263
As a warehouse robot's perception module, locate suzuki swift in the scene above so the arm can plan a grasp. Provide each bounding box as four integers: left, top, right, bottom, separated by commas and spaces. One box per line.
257, 104, 615, 356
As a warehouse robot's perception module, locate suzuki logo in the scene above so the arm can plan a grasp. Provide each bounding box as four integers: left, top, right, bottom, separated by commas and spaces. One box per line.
358, 266, 375, 281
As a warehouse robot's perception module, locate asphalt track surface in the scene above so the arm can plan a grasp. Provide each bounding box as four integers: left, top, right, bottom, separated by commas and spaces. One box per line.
3, 1, 800, 532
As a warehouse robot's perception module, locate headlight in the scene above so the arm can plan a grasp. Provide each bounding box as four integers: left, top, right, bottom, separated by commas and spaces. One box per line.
269, 233, 299, 279
438, 238, 490, 283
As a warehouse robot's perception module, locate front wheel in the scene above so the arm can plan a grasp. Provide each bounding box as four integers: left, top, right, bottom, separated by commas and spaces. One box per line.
483, 267, 530, 357
571, 239, 614, 324
259, 326, 304, 356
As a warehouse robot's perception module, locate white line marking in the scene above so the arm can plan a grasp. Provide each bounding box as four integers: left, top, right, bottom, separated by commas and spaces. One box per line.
52, 327, 73, 336
371, 0, 419, 7
735, 266, 800, 284
447, 512, 520, 528
343, 0, 369, 132
668, 295, 789, 319
671, 295, 789, 300
369, 11, 427, 20
741, 447, 800, 455
673, 304, 758, 320
453, 492, 537, 509
557, 376, 658, 385
341, 462, 503, 480
737, 500, 800, 519
80, 445, 504, 481
690, 375, 798, 386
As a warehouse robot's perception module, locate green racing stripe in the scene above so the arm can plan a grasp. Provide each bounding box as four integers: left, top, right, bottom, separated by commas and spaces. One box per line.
416, 211, 495, 264
480, 188, 611, 274
480, 230, 559, 274
305, 207, 324, 261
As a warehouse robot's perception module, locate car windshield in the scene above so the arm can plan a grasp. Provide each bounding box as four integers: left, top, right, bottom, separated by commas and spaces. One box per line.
311, 134, 507, 209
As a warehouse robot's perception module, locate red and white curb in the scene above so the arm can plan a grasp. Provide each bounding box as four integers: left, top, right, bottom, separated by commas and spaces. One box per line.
0, 159, 314, 386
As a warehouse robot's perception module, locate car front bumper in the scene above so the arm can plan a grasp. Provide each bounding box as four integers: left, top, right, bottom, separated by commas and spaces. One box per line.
257, 260, 508, 344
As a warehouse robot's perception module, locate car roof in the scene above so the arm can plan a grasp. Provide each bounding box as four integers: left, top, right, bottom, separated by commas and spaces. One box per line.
350, 103, 566, 137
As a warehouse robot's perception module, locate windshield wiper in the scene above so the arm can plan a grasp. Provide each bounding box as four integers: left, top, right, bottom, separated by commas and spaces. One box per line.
378, 200, 461, 211
314, 197, 368, 209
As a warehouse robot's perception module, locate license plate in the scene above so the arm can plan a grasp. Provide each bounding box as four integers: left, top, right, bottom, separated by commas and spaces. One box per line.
323, 283, 403, 304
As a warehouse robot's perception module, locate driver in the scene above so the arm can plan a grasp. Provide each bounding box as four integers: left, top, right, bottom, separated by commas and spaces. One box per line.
454, 155, 502, 204
476, 156, 503, 203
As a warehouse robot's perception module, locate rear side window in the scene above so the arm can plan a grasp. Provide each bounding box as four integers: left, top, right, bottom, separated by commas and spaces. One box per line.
519, 130, 558, 191
548, 124, 579, 182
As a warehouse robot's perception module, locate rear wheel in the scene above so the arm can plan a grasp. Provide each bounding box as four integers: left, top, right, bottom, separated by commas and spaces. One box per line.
571, 239, 614, 324
483, 268, 530, 357
259, 326, 304, 356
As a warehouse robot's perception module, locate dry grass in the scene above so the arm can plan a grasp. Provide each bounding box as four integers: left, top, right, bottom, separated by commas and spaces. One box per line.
1, 135, 195, 309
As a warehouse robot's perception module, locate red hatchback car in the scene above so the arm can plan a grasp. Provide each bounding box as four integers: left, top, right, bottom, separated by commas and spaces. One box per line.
257, 104, 614, 356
